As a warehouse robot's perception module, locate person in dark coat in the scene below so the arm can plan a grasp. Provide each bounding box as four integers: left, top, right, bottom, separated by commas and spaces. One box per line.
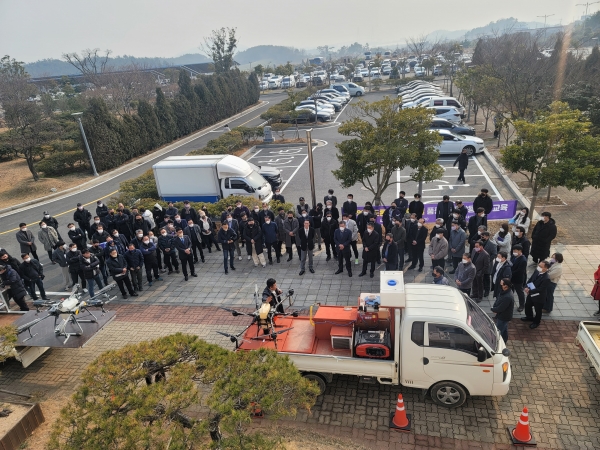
51, 243, 71, 290
115, 210, 133, 239
258, 203, 275, 226
382, 202, 402, 231
297, 221, 315, 275
198, 211, 220, 253
453, 148, 469, 183
96, 200, 109, 220
79, 249, 104, 298
165, 202, 179, 219
530, 212, 557, 264
310, 203, 323, 251
132, 214, 151, 237
233, 201, 250, 223
0, 251, 21, 275
522, 261, 551, 328
124, 243, 144, 291
481, 231, 497, 297
19, 254, 48, 300
324, 189, 338, 208
405, 214, 418, 264
262, 215, 279, 264
454, 200, 469, 224
334, 220, 353, 276
106, 248, 138, 299
429, 219, 449, 241
152, 204, 165, 229
473, 189, 493, 215
321, 212, 338, 261
41, 211, 59, 231
392, 191, 409, 214
66, 243, 86, 290
408, 194, 424, 219
91, 225, 109, 244
449, 211, 467, 232
90, 240, 109, 285
491, 278, 514, 342
217, 222, 237, 274
179, 201, 199, 224
73, 203, 93, 239
244, 218, 266, 267
67, 223, 87, 251
139, 237, 162, 286
272, 189, 285, 203
184, 220, 205, 263
275, 209, 287, 259
359, 223, 380, 278
15, 224, 39, 260
368, 216, 383, 264
296, 197, 310, 217
104, 210, 117, 234
381, 233, 398, 271
510, 244, 528, 312
408, 219, 428, 271
435, 196, 456, 227
262, 278, 284, 314
158, 228, 180, 274
323, 200, 339, 222
111, 229, 129, 250
342, 194, 358, 220
467, 208, 488, 247
511, 226, 531, 259
356, 208, 374, 236
0, 264, 29, 311
491, 252, 512, 298
470, 241, 489, 301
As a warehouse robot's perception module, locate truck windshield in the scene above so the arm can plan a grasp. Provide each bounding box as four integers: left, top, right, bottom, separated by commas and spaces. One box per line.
461, 293, 498, 352
246, 170, 268, 189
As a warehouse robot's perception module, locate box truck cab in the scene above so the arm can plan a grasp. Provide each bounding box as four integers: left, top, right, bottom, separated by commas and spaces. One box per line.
152, 155, 272, 203
235, 272, 511, 408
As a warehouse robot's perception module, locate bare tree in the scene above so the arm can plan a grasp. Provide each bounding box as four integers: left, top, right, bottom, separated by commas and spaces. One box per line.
63, 48, 112, 87
406, 35, 429, 59
101, 63, 157, 115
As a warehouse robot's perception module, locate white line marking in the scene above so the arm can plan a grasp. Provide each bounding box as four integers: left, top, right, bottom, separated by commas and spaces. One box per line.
472, 155, 503, 200
279, 140, 328, 193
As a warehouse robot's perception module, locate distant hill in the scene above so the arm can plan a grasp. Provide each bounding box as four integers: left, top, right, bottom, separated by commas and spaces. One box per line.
25, 53, 211, 78
234, 45, 306, 66
427, 17, 552, 42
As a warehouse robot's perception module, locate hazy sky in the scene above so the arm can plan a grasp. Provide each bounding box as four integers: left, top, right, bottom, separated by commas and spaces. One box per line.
0, 0, 589, 62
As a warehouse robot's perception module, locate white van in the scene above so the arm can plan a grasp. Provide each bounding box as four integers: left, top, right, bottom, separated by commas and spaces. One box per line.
281, 75, 296, 89
427, 97, 465, 117
332, 82, 365, 97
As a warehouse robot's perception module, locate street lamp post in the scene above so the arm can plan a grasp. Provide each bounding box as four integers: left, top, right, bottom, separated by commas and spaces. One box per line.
72, 112, 99, 177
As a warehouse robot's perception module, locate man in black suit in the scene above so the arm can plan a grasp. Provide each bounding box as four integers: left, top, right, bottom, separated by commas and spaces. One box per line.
334, 220, 353, 277
381, 233, 398, 270
408, 193, 424, 219
217, 222, 238, 274
342, 194, 358, 220
522, 261, 551, 329
510, 244, 528, 312
393, 191, 409, 214
359, 223, 379, 278
467, 208, 488, 247
297, 221, 315, 275
407, 219, 428, 272
324, 189, 338, 209
174, 228, 197, 281
435, 195, 455, 229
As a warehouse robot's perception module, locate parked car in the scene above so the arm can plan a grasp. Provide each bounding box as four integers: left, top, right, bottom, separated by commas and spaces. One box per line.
281, 75, 296, 88
433, 65, 443, 76
352, 73, 364, 82
382, 66, 392, 75
333, 82, 364, 97
435, 129, 485, 155
402, 95, 442, 109
298, 99, 337, 113
427, 97, 466, 117
429, 118, 476, 136
319, 88, 350, 102
259, 80, 269, 90
414, 66, 426, 77
427, 106, 463, 124
294, 105, 333, 122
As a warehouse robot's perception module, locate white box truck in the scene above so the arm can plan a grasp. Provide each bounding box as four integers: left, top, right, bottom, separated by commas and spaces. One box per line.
234, 272, 511, 408
152, 155, 273, 203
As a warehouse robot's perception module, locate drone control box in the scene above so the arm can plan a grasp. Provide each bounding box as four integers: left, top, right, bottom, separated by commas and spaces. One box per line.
379, 271, 406, 308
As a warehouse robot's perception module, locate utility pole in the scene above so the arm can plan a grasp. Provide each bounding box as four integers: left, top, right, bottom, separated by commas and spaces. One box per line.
72, 112, 99, 177
537, 13, 555, 29
577, 2, 600, 35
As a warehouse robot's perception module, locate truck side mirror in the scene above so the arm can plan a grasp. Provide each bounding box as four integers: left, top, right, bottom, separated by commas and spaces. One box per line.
502, 348, 511, 357
477, 346, 487, 362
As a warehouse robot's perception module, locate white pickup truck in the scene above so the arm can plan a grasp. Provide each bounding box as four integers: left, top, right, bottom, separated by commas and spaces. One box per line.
575, 321, 600, 380
237, 272, 512, 408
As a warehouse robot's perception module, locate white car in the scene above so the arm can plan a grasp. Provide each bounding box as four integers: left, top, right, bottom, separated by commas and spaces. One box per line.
427, 106, 463, 124
402, 96, 441, 109
319, 88, 350, 102
435, 129, 485, 156
414, 66, 426, 77
259, 81, 269, 90
298, 100, 335, 113
295, 105, 333, 122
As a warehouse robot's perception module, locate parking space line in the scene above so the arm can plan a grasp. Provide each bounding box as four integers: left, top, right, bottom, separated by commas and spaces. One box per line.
471, 155, 503, 200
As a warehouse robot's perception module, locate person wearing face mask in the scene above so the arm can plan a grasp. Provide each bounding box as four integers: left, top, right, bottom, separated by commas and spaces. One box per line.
467, 208, 487, 248
472, 188, 493, 215
296, 197, 310, 218
233, 201, 250, 223
51, 242, 72, 290
297, 220, 315, 275
224, 213, 242, 261
447, 220, 466, 274
0, 251, 21, 276
20, 253, 48, 301
404, 213, 418, 265
544, 252, 563, 313
453, 148, 469, 184
158, 228, 180, 274
79, 249, 105, 298
454, 200, 468, 225
491, 278, 514, 343
0, 264, 29, 311
91, 224, 109, 244
510, 244, 528, 312
342, 213, 360, 265
309, 203, 323, 251
359, 223, 379, 278
435, 195, 455, 229
342, 194, 358, 220
455, 253, 476, 295
470, 241, 490, 302
392, 191, 409, 214
41, 211, 59, 231
106, 249, 138, 299
217, 222, 237, 275
491, 251, 512, 299
179, 201, 199, 224
244, 218, 267, 268
258, 202, 275, 226
522, 261, 551, 329
368, 216, 384, 265
511, 226, 530, 259
390, 218, 406, 270
408, 194, 424, 220
334, 219, 353, 276
37, 221, 59, 261
164, 202, 178, 219
509, 207, 531, 234
298, 208, 314, 231
381, 233, 398, 271
129, 229, 146, 250
198, 211, 220, 253
73, 202, 93, 240
96, 200, 109, 220
320, 212, 338, 262
249, 205, 261, 224
89, 239, 109, 285
67, 223, 87, 251
491, 223, 512, 256
429, 218, 448, 242
432, 266, 449, 285
238, 213, 251, 260
15, 223, 39, 260
104, 209, 118, 234
356, 207, 374, 236
382, 202, 401, 231
530, 211, 557, 265
283, 211, 301, 262
407, 218, 428, 272
90, 216, 105, 236
124, 243, 145, 291
323, 199, 339, 223
220, 205, 234, 223
132, 214, 151, 237
428, 228, 449, 270
140, 235, 162, 287
111, 230, 129, 250
115, 209, 133, 240
152, 203, 165, 229
449, 211, 467, 232
273, 189, 285, 203
262, 213, 280, 264
184, 220, 205, 264
275, 208, 287, 257
66, 244, 87, 292
323, 189, 338, 209
480, 231, 497, 298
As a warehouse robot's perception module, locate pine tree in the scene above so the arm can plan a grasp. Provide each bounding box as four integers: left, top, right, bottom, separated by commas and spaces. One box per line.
155, 88, 178, 141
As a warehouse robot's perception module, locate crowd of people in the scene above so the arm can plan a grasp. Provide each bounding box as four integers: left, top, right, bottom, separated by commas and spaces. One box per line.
0, 189, 562, 337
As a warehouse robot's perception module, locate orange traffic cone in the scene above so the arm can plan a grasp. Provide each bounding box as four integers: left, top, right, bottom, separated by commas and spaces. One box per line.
507, 406, 536, 446
389, 394, 411, 432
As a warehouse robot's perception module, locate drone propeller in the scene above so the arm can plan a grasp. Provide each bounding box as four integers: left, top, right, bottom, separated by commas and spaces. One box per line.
220, 307, 254, 317
216, 331, 252, 348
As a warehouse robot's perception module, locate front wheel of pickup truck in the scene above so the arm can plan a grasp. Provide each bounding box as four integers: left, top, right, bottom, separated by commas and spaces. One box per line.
302, 373, 327, 396
430, 381, 467, 408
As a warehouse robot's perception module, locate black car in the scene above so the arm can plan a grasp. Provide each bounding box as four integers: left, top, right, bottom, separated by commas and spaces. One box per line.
429, 118, 475, 136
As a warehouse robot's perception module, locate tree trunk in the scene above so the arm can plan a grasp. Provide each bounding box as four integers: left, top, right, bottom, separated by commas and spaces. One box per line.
373, 195, 382, 206
449, 78, 453, 97
209, 414, 222, 442
418, 179, 423, 196
25, 155, 40, 181
529, 189, 539, 234
484, 114, 489, 132
546, 186, 551, 201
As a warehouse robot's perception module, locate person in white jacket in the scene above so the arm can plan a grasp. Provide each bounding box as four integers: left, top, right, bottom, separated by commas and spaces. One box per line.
492, 223, 512, 255
510, 207, 531, 234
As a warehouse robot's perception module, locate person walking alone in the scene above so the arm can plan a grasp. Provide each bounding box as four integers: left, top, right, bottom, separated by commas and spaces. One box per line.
453, 148, 469, 183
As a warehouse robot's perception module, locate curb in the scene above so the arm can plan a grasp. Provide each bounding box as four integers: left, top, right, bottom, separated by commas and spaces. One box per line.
0, 101, 268, 217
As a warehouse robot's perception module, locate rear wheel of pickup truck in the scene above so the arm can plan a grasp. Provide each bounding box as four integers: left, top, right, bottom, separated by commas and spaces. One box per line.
302, 373, 327, 396
430, 381, 467, 408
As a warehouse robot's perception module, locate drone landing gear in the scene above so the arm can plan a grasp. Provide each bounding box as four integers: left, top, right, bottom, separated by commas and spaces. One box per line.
54, 308, 99, 345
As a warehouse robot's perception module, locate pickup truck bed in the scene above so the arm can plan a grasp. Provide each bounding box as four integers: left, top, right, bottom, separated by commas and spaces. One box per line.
576, 321, 600, 380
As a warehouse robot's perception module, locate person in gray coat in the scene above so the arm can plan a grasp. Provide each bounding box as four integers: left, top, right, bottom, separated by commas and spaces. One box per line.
481, 231, 498, 298
283, 211, 300, 261
16, 223, 39, 260
448, 221, 467, 274
38, 222, 59, 261
455, 252, 476, 296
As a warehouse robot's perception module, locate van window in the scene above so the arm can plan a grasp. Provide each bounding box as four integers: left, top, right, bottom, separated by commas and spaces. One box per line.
230, 179, 250, 190
433, 100, 444, 106
448, 100, 460, 108
349, 83, 357, 88
437, 108, 450, 114
411, 322, 425, 346
427, 324, 478, 355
